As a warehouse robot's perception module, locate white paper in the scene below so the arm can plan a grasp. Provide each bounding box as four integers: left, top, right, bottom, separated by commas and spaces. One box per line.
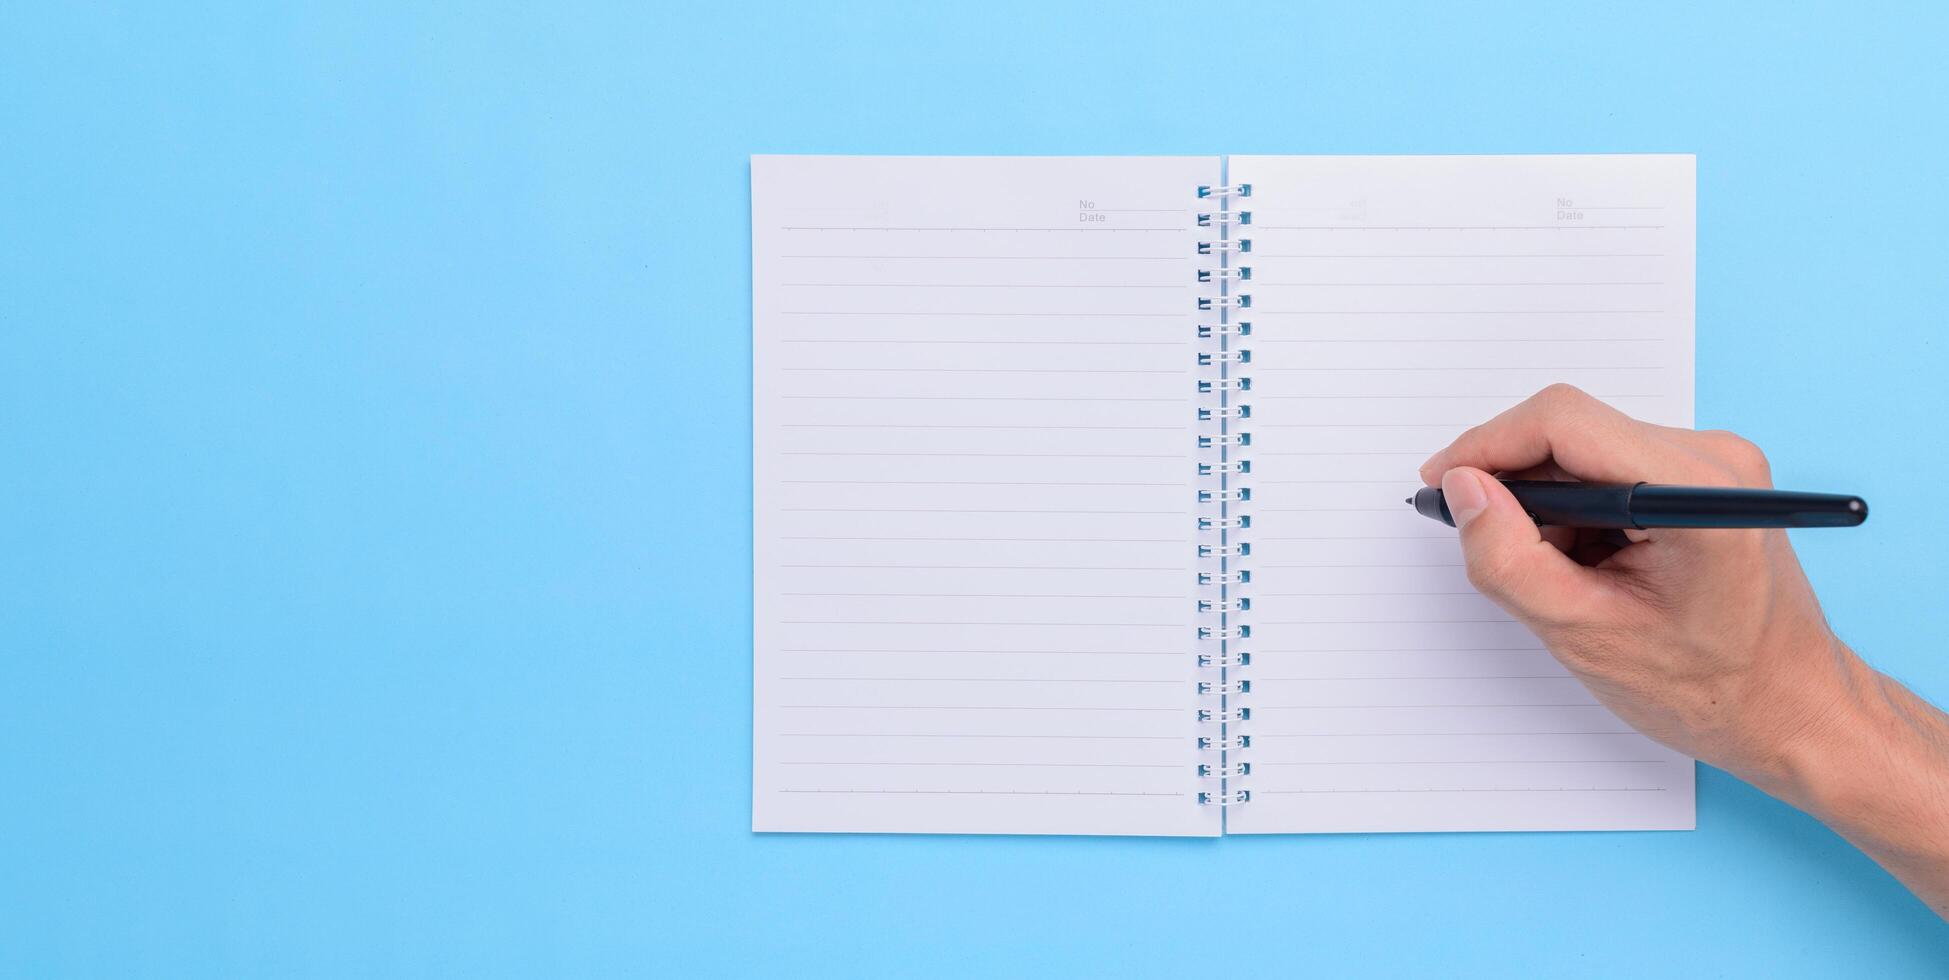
1223, 154, 1697, 833
752, 155, 1222, 836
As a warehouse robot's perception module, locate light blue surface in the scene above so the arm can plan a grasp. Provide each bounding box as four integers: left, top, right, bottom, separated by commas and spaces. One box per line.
4, 2, 1947, 975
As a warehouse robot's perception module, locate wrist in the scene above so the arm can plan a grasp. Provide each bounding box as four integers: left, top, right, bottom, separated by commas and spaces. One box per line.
1760, 643, 1949, 865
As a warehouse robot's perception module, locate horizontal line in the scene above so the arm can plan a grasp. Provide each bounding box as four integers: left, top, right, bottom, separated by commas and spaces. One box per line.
780, 677, 1178, 683
781, 312, 1182, 318
1256, 563, 1465, 568
780, 537, 1179, 545
779, 733, 1180, 740
782, 452, 1182, 459
781, 254, 1186, 260
780, 593, 1186, 600
1256, 563, 1465, 569
1256, 451, 1428, 457
783, 226, 1185, 232
1255, 675, 1566, 681
779, 789, 1186, 796
1255, 788, 1664, 794
1251, 337, 1662, 344
1255, 257, 1668, 261
1256, 760, 1667, 766
1257, 507, 1412, 512
1256, 537, 1454, 543
781, 395, 1184, 403
779, 649, 1180, 656
779, 705, 1176, 711
1563, 205, 1665, 210
780, 480, 1179, 488
1255, 731, 1639, 738
782, 423, 1178, 430
1253, 365, 1661, 371
784, 282, 1187, 288
1255, 393, 1660, 400
782, 367, 1184, 373
1256, 703, 1599, 709
1258, 619, 1515, 625
1251, 224, 1664, 230
781, 621, 1185, 627
1258, 423, 1461, 429
1253, 310, 1662, 316
781, 507, 1183, 514
1253, 648, 1548, 654
780, 761, 1179, 768
1252, 590, 1479, 595
779, 339, 1186, 346
780, 564, 1185, 571
1254, 281, 1662, 287
1256, 479, 1421, 484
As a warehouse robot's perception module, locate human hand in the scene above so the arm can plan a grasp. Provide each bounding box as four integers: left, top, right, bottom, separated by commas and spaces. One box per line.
1417, 383, 1854, 793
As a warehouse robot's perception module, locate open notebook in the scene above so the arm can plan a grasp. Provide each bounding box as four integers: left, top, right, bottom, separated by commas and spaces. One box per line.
752, 154, 1695, 836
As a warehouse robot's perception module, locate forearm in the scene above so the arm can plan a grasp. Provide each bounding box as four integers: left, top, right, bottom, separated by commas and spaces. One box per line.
1764, 645, 1949, 917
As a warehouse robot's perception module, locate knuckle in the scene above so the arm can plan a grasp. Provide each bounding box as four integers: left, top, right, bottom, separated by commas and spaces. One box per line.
1535, 382, 1590, 410
1703, 431, 1772, 486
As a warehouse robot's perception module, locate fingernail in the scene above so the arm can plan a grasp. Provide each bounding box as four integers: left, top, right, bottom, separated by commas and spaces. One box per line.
1441, 469, 1489, 528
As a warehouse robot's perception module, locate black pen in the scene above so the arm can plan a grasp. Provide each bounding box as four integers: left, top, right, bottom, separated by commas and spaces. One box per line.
1408, 480, 1869, 529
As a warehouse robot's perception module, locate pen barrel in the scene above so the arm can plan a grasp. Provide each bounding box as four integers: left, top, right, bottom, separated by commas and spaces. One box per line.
1629, 486, 1869, 528
1501, 481, 1638, 528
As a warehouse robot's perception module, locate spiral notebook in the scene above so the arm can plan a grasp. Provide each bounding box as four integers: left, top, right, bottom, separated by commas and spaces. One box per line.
752, 154, 1696, 836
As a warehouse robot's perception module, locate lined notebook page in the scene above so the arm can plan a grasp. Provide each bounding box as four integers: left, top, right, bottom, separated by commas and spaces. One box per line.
1225, 155, 1697, 833
752, 156, 1220, 836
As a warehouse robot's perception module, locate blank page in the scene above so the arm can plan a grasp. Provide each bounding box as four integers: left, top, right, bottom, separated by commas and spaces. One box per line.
1225, 155, 1696, 833
751, 156, 1220, 836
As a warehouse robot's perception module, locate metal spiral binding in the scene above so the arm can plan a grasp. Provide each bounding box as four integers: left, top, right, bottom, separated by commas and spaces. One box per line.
1193, 180, 1252, 810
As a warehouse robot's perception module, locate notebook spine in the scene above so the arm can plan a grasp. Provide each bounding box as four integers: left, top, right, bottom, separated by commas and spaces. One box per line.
1193, 182, 1253, 809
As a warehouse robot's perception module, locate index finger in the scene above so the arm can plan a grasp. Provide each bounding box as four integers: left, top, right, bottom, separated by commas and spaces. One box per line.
1418, 384, 1714, 487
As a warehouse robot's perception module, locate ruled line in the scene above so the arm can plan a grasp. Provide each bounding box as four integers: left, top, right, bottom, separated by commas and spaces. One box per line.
1255, 257, 1668, 261
780, 704, 1178, 712
782, 254, 1187, 260
1249, 224, 1664, 230
779, 789, 1186, 796
782, 395, 1185, 402
1255, 703, 1600, 709
780, 339, 1187, 346
781, 621, 1187, 628
781, 452, 1183, 459
779, 649, 1182, 656
784, 282, 1187, 289
1254, 731, 1640, 738
780, 481, 1181, 488
782, 423, 1180, 431
780, 592, 1187, 600
783, 226, 1186, 232
780, 677, 1179, 684
780, 312, 1182, 318
1252, 281, 1662, 287
783, 535, 1179, 543
1254, 760, 1669, 766
780, 507, 1185, 514
779, 733, 1181, 740
780, 761, 1180, 768
780, 564, 1186, 571
1250, 310, 1662, 316
1255, 788, 1664, 794
782, 367, 1184, 374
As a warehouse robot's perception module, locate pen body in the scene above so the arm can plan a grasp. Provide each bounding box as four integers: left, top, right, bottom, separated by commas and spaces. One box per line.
1410, 481, 1869, 529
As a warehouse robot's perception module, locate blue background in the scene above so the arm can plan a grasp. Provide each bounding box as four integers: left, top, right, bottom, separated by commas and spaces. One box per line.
4, 1, 1946, 975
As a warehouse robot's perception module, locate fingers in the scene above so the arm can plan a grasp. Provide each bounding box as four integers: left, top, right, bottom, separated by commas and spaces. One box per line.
1420, 384, 1720, 487
1442, 467, 1604, 625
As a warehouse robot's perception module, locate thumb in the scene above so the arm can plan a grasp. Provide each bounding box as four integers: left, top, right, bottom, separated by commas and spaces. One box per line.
1441, 467, 1591, 625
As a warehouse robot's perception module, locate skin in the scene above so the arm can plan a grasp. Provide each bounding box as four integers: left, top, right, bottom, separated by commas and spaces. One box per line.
1420, 383, 1949, 918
